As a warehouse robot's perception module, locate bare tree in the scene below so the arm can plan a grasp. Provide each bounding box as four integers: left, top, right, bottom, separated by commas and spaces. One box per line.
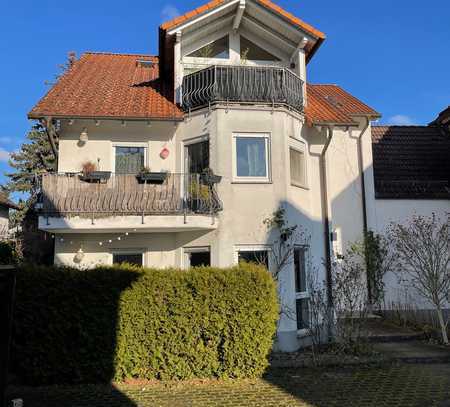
389, 214, 449, 344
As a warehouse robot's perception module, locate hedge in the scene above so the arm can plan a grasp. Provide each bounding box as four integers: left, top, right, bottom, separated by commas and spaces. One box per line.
11, 263, 278, 385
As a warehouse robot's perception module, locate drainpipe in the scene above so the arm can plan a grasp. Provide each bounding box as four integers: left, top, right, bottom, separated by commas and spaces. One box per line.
356, 117, 373, 307
319, 126, 334, 309
42, 117, 59, 167
356, 118, 370, 235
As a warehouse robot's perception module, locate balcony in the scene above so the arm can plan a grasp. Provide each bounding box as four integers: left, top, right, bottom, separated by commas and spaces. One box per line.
37, 173, 222, 232
182, 65, 304, 112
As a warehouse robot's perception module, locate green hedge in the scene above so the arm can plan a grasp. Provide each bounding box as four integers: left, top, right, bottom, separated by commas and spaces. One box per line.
12, 263, 278, 385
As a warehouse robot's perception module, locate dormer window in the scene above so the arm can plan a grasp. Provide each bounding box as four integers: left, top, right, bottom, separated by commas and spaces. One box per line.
240, 36, 281, 62
187, 36, 229, 59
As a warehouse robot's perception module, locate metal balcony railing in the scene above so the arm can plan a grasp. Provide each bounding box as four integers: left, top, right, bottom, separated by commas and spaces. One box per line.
182, 65, 304, 112
38, 173, 222, 218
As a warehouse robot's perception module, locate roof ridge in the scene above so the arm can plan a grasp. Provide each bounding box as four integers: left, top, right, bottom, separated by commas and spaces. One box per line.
83, 51, 157, 58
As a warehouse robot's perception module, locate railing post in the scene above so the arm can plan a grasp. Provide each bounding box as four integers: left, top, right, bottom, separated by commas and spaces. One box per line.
183, 173, 188, 224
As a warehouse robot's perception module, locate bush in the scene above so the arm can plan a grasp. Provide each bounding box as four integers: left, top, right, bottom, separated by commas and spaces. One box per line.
0, 240, 16, 264
11, 263, 278, 385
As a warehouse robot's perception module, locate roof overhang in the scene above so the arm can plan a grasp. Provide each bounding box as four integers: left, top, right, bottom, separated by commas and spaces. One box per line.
160, 0, 325, 64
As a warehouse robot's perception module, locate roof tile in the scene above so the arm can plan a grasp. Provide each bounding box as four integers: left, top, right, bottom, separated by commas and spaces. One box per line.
29, 53, 183, 120
372, 125, 450, 199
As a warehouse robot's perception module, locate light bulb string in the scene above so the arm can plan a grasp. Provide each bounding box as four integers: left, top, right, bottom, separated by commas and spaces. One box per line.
53, 229, 138, 247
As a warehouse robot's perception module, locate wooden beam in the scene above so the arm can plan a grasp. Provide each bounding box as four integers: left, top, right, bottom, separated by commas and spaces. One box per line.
167, 0, 240, 35
290, 37, 308, 61
42, 117, 58, 166
233, 0, 246, 30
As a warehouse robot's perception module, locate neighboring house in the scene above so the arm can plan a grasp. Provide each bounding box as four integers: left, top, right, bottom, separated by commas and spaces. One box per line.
28, 0, 448, 351
369, 108, 450, 309
0, 195, 18, 240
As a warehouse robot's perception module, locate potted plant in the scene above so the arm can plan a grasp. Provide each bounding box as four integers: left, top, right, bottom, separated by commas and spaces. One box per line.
136, 167, 168, 184
188, 180, 212, 212
200, 168, 222, 185
79, 161, 111, 182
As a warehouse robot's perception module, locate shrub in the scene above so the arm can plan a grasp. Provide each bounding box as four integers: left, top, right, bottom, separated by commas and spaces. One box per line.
11, 263, 278, 385
0, 240, 16, 264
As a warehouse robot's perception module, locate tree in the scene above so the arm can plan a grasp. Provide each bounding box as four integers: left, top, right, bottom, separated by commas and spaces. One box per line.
6, 121, 57, 209
389, 214, 449, 344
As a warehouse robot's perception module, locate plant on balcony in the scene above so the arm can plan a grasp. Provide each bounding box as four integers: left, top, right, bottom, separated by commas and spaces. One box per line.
80, 161, 111, 182
136, 167, 168, 184
200, 168, 222, 185
188, 180, 212, 212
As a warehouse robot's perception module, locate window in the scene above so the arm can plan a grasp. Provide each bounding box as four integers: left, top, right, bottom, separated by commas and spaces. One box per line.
187, 36, 229, 59
185, 139, 209, 174
240, 36, 281, 62
184, 247, 211, 268
115, 147, 145, 174
238, 250, 269, 268
294, 246, 310, 330
296, 298, 310, 330
233, 134, 270, 182
112, 253, 143, 267
290, 147, 307, 187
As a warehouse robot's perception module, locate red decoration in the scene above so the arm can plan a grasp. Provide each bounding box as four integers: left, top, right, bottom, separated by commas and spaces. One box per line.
160, 147, 170, 159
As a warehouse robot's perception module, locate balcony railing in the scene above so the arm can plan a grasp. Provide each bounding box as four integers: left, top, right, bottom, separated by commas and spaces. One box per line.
38, 173, 222, 218
182, 65, 304, 112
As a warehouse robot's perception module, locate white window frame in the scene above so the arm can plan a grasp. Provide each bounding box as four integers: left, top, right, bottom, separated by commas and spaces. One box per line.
183, 246, 211, 269
111, 142, 148, 174
232, 133, 271, 183
110, 250, 145, 267
289, 140, 308, 189
234, 244, 272, 270
294, 245, 310, 334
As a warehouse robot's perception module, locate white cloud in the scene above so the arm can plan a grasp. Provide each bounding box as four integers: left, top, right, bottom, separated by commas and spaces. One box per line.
386, 114, 415, 125
0, 148, 10, 162
161, 4, 180, 21
0, 136, 12, 144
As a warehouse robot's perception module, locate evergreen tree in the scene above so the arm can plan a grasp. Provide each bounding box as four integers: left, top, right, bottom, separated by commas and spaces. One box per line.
6, 121, 57, 194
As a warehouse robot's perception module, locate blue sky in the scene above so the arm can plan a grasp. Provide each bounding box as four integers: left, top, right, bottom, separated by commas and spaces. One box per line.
1, 0, 449, 190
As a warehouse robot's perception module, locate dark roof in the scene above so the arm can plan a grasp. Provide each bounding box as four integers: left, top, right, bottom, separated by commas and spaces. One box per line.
372, 125, 450, 199
29, 53, 183, 121
0, 194, 18, 210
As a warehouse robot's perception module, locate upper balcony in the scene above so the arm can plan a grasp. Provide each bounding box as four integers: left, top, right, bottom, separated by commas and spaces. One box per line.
182, 65, 304, 113
37, 173, 222, 233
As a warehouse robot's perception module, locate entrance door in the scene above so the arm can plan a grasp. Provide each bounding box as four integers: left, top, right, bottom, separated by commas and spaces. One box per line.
185, 139, 209, 174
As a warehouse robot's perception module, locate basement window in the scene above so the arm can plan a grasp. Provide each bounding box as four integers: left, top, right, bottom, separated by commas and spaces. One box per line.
112, 253, 143, 267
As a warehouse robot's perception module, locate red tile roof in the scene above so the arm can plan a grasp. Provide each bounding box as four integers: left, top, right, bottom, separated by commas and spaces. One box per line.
29, 53, 183, 121
305, 84, 380, 126
372, 125, 450, 199
160, 0, 325, 40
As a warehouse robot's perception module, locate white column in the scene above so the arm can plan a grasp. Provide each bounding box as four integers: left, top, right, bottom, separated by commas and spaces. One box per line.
229, 30, 240, 64
292, 38, 308, 106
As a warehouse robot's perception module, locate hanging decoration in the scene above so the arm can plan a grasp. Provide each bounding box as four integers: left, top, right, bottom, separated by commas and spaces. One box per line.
160, 147, 170, 159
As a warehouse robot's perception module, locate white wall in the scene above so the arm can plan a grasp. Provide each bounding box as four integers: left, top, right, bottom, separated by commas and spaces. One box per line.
370, 199, 450, 309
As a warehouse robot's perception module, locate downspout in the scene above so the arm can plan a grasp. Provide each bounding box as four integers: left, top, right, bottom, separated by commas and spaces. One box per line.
319, 126, 334, 309
356, 118, 370, 235
41, 117, 58, 168
356, 117, 372, 306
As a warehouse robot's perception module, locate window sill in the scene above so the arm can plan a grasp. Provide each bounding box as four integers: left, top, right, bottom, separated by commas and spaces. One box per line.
231, 178, 272, 184
297, 329, 311, 338
291, 182, 309, 190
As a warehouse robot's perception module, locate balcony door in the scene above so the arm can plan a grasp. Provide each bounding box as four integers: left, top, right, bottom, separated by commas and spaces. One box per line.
184, 139, 209, 174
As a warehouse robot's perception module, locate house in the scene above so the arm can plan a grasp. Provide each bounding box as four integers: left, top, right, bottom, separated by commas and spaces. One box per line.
370, 108, 450, 309
28, 0, 448, 351
0, 194, 18, 240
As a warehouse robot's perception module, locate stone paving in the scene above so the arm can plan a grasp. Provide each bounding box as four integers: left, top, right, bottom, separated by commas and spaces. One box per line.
7, 363, 450, 407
